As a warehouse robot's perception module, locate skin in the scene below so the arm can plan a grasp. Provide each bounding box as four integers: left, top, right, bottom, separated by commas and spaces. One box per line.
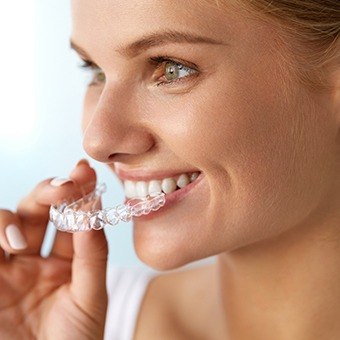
0, 0, 338, 339
0, 162, 109, 339
74, 0, 340, 338
74, 0, 339, 269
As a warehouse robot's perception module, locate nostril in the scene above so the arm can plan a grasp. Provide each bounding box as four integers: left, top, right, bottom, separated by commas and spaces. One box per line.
107, 138, 156, 162
108, 153, 134, 163
108, 153, 119, 161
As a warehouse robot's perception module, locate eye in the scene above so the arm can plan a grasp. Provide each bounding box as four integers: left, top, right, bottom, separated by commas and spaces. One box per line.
150, 56, 199, 86
78, 56, 199, 88
79, 59, 106, 86
164, 61, 194, 81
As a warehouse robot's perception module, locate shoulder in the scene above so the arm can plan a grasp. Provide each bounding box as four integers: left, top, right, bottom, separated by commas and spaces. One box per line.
133, 263, 215, 340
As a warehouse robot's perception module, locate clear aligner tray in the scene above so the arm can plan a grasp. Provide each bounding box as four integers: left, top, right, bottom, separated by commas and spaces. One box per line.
49, 182, 166, 232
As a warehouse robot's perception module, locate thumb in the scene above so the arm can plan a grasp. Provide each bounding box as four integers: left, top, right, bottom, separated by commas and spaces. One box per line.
70, 228, 108, 321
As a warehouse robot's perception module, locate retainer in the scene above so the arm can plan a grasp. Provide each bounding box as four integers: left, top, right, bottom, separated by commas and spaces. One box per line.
49, 182, 166, 232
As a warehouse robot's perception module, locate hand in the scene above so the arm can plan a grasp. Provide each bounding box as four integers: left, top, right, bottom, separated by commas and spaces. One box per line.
0, 160, 108, 340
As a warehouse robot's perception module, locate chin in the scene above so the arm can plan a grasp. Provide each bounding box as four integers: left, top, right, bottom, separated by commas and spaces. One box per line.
133, 230, 221, 271
133, 240, 193, 271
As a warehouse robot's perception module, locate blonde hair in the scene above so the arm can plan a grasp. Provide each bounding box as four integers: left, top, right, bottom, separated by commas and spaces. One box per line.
210, 0, 340, 91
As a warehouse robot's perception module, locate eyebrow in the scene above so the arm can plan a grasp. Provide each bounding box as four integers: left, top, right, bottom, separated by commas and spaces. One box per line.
70, 29, 227, 59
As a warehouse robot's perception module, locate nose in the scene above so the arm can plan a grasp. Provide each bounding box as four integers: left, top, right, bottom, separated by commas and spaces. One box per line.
82, 84, 155, 163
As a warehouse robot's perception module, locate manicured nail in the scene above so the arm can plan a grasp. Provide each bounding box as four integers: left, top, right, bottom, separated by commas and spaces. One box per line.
50, 177, 73, 187
76, 159, 90, 167
5, 224, 27, 250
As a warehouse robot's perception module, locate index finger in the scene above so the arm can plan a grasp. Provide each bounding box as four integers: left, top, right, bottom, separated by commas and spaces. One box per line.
50, 162, 98, 260
16, 161, 97, 255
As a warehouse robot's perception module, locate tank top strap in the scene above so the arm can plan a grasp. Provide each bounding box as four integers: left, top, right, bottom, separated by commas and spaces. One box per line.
104, 266, 160, 340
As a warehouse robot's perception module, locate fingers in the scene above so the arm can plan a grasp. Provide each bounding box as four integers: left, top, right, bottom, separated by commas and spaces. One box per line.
0, 159, 97, 261
70, 227, 108, 326
50, 160, 97, 260
15, 177, 77, 255
69, 159, 97, 189
64, 160, 108, 325
0, 209, 28, 256
12, 159, 96, 257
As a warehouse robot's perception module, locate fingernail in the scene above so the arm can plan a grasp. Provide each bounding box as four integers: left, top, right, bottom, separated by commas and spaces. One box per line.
50, 177, 73, 187
76, 159, 90, 167
5, 224, 27, 250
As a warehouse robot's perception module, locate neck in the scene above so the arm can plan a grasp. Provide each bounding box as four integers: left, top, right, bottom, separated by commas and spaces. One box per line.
216, 209, 340, 340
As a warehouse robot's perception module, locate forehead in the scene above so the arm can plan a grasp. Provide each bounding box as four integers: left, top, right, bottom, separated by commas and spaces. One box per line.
71, 0, 236, 54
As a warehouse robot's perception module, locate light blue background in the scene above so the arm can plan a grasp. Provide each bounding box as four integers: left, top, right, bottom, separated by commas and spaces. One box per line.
0, 1, 214, 270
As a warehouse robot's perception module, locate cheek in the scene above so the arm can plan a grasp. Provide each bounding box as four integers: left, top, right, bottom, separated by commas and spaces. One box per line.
208, 73, 334, 246
148, 64, 333, 249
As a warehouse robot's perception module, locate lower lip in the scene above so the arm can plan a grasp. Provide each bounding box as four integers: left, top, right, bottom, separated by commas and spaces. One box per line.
123, 172, 205, 221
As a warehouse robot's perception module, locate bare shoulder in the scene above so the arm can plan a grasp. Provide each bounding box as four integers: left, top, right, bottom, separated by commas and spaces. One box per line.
133, 263, 215, 340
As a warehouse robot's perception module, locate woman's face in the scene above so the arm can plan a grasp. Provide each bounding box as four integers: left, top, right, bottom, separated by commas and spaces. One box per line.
71, 0, 339, 270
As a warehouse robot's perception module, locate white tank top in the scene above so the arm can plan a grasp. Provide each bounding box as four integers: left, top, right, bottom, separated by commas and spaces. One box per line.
104, 266, 160, 340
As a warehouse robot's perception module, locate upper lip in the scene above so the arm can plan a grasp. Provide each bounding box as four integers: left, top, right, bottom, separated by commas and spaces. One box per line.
115, 166, 201, 182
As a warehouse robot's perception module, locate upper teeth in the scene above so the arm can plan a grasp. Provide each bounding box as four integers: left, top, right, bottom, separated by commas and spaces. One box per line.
123, 172, 200, 198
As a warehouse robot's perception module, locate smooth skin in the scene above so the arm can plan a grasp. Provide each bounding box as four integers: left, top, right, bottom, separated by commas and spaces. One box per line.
74, 0, 340, 338
1, 0, 340, 339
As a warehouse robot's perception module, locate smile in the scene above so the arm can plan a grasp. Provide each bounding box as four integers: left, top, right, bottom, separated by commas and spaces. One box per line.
123, 172, 201, 198
124, 172, 205, 221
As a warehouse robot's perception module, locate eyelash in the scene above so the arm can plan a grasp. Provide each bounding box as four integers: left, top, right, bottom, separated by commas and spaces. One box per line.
79, 56, 199, 87
149, 55, 198, 86
80, 60, 104, 86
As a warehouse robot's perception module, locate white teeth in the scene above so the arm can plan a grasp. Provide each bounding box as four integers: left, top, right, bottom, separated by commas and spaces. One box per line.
124, 180, 136, 198
148, 180, 162, 195
177, 174, 190, 188
161, 178, 177, 194
123, 171, 200, 197
136, 181, 148, 197
190, 172, 199, 182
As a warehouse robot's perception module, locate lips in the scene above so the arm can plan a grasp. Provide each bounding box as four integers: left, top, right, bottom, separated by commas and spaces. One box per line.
114, 165, 201, 182
125, 171, 205, 220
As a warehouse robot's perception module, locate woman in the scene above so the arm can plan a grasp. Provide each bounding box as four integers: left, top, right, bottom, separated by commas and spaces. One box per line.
0, 0, 339, 339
